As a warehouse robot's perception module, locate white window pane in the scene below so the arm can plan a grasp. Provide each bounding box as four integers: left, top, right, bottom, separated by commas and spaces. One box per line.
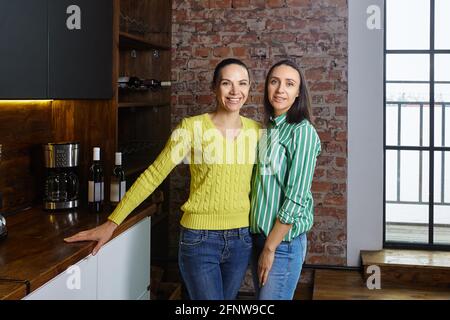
434, 152, 450, 245
386, 150, 398, 201
386, 83, 429, 102
400, 151, 420, 201
433, 104, 450, 148
435, 0, 450, 49
422, 105, 430, 147
434, 151, 442, 203
444, 152, 450, 202
446, 106, 450, 148
434, 204, 450, 245
386, 104, 398, 145
435, 105, 443, 147
386, 203, 428, 243
445, 152, 450, 203
386, 54, 429, 81
422, 151, 429, 202
386, 203, 429, 223
400, 105, 421, 146
387, 0, 430, 50
435, 84, 450, 103
435, 55, 450, 82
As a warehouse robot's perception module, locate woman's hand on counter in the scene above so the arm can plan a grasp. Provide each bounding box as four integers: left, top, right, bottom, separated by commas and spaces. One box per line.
64, 220, 118, 256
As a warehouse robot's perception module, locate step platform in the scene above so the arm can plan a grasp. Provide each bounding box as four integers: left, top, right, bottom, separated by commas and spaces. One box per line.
361, 249, 450, 288
313, 269, 450, 300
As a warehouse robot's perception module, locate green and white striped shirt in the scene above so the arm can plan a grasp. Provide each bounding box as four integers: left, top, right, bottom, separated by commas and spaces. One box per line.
250, 113, 321, 241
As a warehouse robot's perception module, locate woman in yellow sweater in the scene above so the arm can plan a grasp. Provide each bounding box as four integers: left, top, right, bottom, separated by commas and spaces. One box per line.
65, 58, 260, 300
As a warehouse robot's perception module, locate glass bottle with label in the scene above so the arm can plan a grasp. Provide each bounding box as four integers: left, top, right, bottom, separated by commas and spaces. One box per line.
88, 147, 104, 213
142, 79, 172, 90
110, 152, 126, 206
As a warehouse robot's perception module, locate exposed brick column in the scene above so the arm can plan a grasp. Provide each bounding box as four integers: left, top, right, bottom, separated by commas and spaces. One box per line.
170, 0, 348, 267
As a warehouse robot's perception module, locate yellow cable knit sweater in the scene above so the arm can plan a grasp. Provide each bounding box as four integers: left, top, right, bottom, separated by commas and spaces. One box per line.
108, 113, 261, 230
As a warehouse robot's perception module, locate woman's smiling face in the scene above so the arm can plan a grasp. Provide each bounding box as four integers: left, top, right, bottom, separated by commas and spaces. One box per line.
215, 64, 250, 113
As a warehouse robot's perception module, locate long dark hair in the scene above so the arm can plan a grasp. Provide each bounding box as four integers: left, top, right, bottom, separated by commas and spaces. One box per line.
211, 58, 250, 89
264, 60, 312, 125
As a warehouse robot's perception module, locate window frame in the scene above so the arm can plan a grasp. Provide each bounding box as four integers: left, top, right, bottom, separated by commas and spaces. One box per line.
383, 0, 450, 250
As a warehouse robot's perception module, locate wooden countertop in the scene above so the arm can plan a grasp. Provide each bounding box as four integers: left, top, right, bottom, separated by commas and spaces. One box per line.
0, 281, 28, 300
0, 203, 157, 300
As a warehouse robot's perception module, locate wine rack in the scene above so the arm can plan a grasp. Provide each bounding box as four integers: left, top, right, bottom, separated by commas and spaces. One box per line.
114, 0, 172, 277
117, 0, 172, 182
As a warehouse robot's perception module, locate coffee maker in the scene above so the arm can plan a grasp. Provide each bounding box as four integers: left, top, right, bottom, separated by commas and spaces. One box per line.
0, 192, 7, 240
43, 142, 80, 210
0, 145, 6, 240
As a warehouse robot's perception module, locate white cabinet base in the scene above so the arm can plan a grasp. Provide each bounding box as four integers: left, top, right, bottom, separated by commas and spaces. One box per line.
23, 217, 151, 300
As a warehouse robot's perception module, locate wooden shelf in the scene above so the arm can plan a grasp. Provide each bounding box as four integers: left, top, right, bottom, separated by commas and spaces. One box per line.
119, 32, 170, 50
122, 147, 162, 177
124, 158, 150, 177
151, 211, 168, 228
118, 102, 169, 109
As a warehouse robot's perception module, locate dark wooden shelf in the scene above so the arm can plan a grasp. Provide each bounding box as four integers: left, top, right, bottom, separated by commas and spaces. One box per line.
118, 102, 169, 109
151, 211, 168, 228
119, 32, 170, 50
124, 157, 150, 177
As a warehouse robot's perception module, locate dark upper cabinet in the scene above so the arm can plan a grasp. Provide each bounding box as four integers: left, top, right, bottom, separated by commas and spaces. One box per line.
0, 0, 48, 99
0, 0, 113, 100
48, 0, 113, 99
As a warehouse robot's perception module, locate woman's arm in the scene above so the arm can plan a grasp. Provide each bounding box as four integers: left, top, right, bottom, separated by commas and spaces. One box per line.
65, 220, 118, 256
108, 118, 192, 225
258, 218, 292, 287
276, 124, 320, 226
64, 119, 192, 254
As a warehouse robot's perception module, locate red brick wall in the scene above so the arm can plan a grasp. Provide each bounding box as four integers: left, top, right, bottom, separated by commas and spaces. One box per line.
170, 0, 348, 266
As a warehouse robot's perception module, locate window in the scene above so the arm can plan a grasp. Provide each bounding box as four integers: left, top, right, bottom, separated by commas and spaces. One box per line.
384, 0, 450, 248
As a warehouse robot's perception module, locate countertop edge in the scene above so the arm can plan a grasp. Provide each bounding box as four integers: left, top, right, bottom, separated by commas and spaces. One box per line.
1, 203, 157, 300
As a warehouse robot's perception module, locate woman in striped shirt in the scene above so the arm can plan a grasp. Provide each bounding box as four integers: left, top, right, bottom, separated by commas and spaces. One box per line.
250, 60, 321, 300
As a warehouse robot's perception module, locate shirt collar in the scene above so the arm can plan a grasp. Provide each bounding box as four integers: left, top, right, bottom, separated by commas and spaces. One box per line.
270, 113, 287, 127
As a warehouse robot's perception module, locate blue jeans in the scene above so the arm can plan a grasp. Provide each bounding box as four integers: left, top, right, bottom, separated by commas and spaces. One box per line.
178, 226, 252, 300
251, 233, 307, 300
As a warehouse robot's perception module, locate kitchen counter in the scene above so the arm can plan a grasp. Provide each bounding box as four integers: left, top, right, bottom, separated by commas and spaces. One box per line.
0, 202, 157, 300
0, 281, 27, 300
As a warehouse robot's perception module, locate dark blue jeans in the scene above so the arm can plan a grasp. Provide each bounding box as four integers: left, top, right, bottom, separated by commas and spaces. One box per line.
251, 233, 307, 300
178, 226, 252, 300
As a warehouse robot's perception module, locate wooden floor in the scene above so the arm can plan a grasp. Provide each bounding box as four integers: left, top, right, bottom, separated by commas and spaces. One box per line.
312, 269, 450, 300
294, 249, 450, 300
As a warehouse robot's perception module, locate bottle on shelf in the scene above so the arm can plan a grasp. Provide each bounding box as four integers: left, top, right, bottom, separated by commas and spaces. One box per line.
142, 79, 172, 90
118, 76, 171, 91
88, 147, 104, 213
110, 152, 126, 207
118, 76, 143, 90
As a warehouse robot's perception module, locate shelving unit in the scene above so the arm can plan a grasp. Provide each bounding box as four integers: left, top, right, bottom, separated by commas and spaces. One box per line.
118, 102, 168, 109
114, 0, 172, 279
119, 31, 170, 50
115, 0, 172, 185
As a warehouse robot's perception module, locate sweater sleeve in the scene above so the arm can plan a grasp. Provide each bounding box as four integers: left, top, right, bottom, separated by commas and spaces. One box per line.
277, 124, 321, 225
108, 119, 191, 225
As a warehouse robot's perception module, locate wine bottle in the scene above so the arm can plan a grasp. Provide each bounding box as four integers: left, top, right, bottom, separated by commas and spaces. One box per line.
117, 76, 143, 89
110, 152, 126, 206
142, 79, 172, 90
129, 76, 143, 89
117, 76, 130, 89
88, 147, 104, 213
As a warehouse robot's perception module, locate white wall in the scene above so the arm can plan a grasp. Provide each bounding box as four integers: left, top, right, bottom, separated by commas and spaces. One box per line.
347, 0, 384, 266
